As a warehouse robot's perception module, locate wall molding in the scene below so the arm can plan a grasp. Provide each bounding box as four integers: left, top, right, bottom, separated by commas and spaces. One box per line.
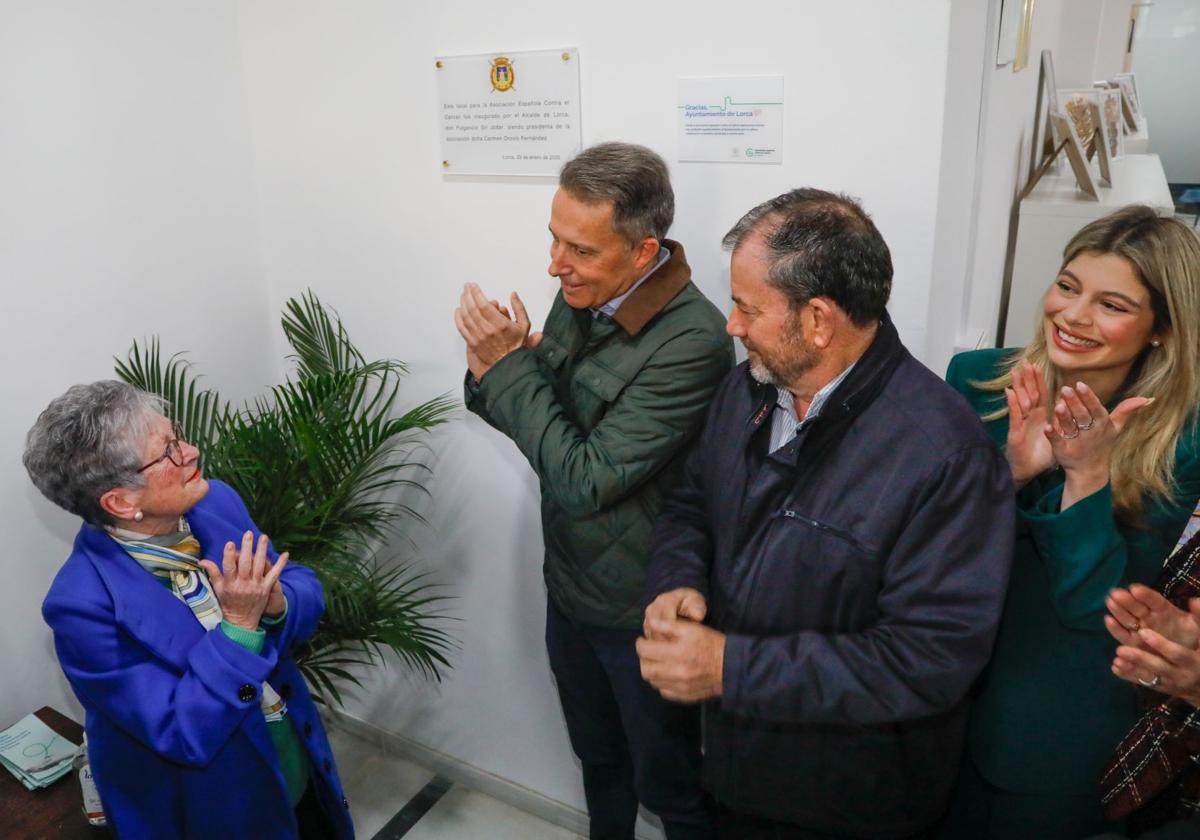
324, 709, 664, 839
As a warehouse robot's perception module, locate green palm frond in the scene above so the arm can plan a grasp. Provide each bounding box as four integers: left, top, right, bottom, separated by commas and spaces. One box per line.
114, 338, 228, 459
281, 289, 368, 379
115, 290, 456, 706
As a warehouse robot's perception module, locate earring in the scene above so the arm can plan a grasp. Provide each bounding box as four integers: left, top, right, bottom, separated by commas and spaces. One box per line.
1151, 340, 1161, 348
134, 511, 144, 522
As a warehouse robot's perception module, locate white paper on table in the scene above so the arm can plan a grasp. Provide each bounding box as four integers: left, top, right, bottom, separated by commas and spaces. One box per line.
0, 713, 77, 786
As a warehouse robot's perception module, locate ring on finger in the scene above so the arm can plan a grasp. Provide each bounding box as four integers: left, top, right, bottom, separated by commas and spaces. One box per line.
1077, 416, 1095, 432
1060, 428, 1080, 440
1138, 675, 1162, 688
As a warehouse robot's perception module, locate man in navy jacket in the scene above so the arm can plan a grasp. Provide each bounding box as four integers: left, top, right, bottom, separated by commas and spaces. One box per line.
637, 189, 1014, 838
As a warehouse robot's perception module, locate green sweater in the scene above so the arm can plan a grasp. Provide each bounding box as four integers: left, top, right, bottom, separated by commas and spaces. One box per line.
218, 616, 309, 806
466, 240, 733, 628
947, 348, 1200, 796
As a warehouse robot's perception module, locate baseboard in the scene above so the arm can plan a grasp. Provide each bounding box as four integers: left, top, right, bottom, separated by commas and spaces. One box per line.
324, 708, 599, 836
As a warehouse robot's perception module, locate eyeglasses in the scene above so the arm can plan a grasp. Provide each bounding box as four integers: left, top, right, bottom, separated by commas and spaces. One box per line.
136, 421, 188, 473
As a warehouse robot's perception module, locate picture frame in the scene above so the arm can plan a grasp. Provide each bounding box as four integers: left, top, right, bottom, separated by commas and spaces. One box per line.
1060, 89, 1099, 161
996, 0, 1020, 66
1049, 111, 1099, 200
1029, 50, 1059, 183
1096, 87, 1124, 164
997, 0, 1036, 71
1059, 89, 1114, 188
1114, 72, 1142, 125
1098, 79, 1138, 133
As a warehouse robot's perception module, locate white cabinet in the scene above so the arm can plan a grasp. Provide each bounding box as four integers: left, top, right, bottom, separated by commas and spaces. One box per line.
1002, 154, 1174, 346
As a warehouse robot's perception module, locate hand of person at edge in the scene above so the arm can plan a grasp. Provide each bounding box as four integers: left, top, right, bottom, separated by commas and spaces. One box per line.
1111, 598, 1200, 707
199, 531, 289, 631
1106, 585, 1200, 653
1004, 361, 1056, 487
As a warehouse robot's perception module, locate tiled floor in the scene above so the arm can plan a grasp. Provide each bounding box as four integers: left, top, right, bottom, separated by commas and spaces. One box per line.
328, 725, 585, 840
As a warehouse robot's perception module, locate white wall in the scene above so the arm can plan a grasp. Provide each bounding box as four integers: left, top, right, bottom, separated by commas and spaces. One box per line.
1134, 0, 1200, 184
926, 0, 1067, 370
1055, 0, 1106, 87
232, 0, 955, 820
0, 1, 274, 727
925, 0, 1139, 373
1096, 0, 1137, 79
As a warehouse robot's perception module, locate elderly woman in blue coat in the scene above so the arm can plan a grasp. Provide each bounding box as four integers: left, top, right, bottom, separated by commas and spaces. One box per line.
23, 380, 354, 840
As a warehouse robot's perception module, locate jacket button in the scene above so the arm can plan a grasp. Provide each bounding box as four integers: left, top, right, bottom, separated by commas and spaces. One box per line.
279, 683, 293, 700
303, 721, 314, 737
342, 797, 349, 809
238, 684, 256, 703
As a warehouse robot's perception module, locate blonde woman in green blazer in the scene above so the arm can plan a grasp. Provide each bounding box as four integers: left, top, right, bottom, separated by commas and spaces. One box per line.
938, 206, 1200, 839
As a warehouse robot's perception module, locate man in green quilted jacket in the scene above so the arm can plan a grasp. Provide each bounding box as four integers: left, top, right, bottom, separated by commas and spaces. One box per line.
454, 142, 732, 840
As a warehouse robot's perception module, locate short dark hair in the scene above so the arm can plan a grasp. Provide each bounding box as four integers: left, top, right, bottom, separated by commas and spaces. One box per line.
722, 188, 892, 326
559, 142, 674, 246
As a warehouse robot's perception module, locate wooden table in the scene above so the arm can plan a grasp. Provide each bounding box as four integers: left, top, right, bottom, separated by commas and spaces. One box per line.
0, 707, 110, 839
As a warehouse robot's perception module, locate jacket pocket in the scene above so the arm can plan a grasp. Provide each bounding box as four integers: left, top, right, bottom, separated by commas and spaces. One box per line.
572, 359, 630, 427
744, 510, 882, 630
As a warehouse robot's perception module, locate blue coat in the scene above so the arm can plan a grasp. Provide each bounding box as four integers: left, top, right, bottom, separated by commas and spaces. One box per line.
42, 480, 354, 840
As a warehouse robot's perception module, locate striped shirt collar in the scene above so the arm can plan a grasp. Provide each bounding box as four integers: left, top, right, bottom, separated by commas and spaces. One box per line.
769, 361, 857, 453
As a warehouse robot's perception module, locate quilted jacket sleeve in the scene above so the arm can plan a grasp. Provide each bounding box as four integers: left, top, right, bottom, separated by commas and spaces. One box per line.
466, 328, 733, 517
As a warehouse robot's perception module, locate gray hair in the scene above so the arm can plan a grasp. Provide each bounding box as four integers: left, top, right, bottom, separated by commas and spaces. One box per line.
559, 142, 674, 246
24, 381, 165, 526
723, 188, 892, 326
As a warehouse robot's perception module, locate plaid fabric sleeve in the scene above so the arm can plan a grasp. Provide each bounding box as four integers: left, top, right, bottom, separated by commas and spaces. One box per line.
1100, 528, 1200, 823
1101, 699, 1200, 820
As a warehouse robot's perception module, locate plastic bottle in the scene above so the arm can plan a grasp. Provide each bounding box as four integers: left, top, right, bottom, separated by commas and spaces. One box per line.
73, 735, 107, 827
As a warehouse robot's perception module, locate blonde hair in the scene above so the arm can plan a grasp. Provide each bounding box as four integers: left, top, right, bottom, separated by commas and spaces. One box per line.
977, 205, 1200, 522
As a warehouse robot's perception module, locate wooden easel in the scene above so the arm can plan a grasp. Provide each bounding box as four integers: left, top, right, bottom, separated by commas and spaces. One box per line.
1020, 136, 1070, 199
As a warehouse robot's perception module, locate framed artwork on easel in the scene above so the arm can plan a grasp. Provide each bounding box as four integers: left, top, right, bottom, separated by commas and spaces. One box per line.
1060, 89, 1117, 188
1049, 111, 1099, 200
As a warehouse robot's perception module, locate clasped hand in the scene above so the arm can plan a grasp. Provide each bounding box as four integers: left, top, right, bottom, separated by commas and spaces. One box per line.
198, 531, 289, 631
636, 588, 725, 703
453, 283, 542, 381
1105, 583, 1200, 707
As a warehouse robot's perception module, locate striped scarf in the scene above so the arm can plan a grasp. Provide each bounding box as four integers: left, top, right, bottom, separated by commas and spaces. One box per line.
107, 522, 285, 723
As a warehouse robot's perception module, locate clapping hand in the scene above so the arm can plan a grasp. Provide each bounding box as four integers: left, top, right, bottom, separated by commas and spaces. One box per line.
454, 284, 542, 381
1045, 381, 1152, 509
1003, 361, 1055, 486
199, 531, 289, 631
1106, 585, 1200, 706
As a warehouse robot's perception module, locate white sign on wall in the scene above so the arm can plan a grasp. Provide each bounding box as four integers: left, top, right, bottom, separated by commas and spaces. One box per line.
436, 48, 582, 176
677, 75, 784, 164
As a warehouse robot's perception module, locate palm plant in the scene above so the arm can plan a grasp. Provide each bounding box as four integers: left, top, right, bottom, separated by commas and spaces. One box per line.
115, 291, 456, 705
